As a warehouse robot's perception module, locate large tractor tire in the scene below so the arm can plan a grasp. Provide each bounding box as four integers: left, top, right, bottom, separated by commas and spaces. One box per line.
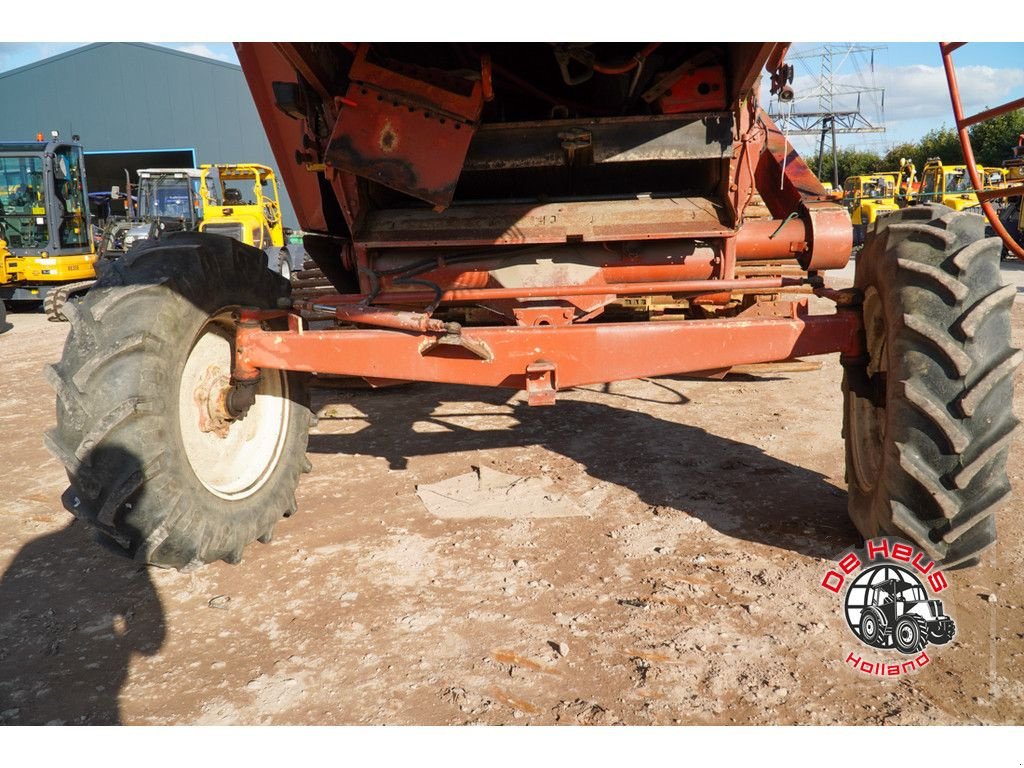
45, 232, 313, 569
843, 204, 1022, 568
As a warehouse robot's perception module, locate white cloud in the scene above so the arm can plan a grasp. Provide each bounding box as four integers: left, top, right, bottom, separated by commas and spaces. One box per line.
765, 60, 1024, 149
783, 63, 1024, 125
171, 43, 233, 63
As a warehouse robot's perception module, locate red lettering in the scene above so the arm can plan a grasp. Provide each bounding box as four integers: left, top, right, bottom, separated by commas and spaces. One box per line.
915, 651, 930, 667
887, 664, 900, 675
839, 552, 862, 574
867, 539, 889, 560
911, 552, 934, 575
860, 661, 874, 674
901, 660, 916, 673
892, 543, 913, 562
822, 571, 845, 593
845, 652, 862, 667
928, 571, 949, 593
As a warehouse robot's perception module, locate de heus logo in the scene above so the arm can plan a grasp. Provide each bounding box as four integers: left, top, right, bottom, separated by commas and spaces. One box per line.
820, 538, 956, 677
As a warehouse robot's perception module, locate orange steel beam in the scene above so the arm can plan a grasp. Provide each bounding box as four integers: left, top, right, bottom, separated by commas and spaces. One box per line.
940, 42, 1024, 259
237, 308, 862, 391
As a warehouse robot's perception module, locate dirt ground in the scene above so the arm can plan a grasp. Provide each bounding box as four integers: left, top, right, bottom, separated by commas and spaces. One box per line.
1, 263, 1022, 726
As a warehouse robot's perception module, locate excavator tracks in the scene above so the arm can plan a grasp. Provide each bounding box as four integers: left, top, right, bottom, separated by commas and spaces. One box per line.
43, 281, 96, 322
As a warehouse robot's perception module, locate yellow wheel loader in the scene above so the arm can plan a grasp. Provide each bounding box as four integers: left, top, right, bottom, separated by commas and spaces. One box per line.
841, 173, 900, 245
199, 163, 299, 279
917, 158, 1006, 213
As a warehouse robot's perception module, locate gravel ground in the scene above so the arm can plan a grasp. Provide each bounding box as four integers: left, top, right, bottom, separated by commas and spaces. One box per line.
0, 266, 1021, 725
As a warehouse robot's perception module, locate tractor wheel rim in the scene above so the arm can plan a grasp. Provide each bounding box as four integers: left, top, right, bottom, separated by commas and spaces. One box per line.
898, 624, 914, 645
849, 286, 887, 492
178, 309, 291, 500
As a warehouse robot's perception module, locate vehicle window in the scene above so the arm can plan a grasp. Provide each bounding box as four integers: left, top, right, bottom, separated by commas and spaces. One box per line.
55, 145, 89, 248
140, 177, 195, 220
921, 170, 939, 198
946, 171, 972, 194
0, 155, 48, 247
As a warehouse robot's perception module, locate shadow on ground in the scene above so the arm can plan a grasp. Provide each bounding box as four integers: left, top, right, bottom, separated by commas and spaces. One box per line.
0, 520, 165, 724
307, 380, 858, 561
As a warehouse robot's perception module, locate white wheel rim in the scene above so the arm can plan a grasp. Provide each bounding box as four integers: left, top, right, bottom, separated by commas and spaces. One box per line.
178, 311, 290, 500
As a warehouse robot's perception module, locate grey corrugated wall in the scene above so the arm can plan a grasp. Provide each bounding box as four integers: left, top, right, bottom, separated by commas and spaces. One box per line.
0, 42, 298, 227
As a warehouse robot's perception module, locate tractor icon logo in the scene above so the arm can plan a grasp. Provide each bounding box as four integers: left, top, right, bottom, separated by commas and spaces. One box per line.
843, 564, 956, 654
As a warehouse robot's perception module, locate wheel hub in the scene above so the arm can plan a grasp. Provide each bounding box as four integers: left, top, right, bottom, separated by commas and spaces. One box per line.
193, 364, 236, 438
178, 311, 291, 501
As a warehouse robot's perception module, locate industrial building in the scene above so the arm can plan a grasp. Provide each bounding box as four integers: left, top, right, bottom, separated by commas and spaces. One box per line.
0, 42, 297, 226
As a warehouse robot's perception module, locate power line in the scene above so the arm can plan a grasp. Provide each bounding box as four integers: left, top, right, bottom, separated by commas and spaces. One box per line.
768, 43, 888, 185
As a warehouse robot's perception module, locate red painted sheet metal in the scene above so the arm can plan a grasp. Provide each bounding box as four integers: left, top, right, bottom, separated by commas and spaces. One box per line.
325, 44, 484, 209
756, 109, 829, 217
234, 43, 327, 232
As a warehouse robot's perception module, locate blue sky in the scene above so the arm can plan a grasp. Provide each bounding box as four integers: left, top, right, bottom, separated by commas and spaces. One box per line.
0, 42, 238, 71
1, 41, 1020, 155
771, 42, 1024, 155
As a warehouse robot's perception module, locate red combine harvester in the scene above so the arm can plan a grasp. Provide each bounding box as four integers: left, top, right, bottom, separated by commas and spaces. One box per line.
47, 43, 1022, 570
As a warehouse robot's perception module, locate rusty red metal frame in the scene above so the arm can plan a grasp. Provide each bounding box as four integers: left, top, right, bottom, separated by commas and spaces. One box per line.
237, 303, 863, 403
232, 43, 861, 402
940, 42, 1024, 259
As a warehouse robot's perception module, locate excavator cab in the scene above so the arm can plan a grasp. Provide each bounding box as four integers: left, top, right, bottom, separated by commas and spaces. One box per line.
0, 135, 96, 312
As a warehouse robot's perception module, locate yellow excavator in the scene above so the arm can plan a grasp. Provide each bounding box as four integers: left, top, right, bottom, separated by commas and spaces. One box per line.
0, 132, 97, 321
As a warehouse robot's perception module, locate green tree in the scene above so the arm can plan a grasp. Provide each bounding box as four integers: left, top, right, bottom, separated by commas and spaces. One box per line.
813, 147, 885, 184
882, 142, 919, 170
917, 126, 963, 166
969, 108, 1024, 166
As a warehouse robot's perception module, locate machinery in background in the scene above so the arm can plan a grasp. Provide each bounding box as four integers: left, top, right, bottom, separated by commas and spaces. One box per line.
884, 159, 918, 207
199, 163, 300, 279
0, 133, 96, 321
997, 134, 1024, 257
98, 168, 204, 257
841, 173, 900, 244
917, 157, 1007, 212
47, 42, 1022, 573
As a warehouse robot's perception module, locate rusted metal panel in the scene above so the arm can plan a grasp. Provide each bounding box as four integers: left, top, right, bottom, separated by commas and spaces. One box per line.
234, 43, 328, 233
356, 196, 730, 248
655, 66, 728, 113
756, 109, 829, 216
729, 43, 783, 105
463, 114, 734, 172
324, 44, 484, 209
237, 308, 863, 390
